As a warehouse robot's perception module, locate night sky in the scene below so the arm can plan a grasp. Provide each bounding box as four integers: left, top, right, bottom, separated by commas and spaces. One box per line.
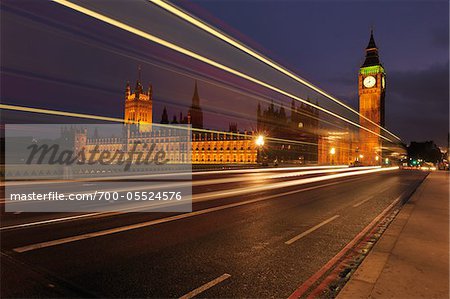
178, 0, 449, 146
1, 0, 449, 146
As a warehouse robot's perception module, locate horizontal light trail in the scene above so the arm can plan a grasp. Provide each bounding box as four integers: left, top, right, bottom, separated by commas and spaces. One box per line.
50, 0, 394, 143
196, 165, 349, 175
5, 168, 387, 218
285, 215, 340, 245
4, 167, 380, 203
150, 0, 401, 142
179, 274, 231, 299
193, 167, 397, 203
8, 167, 397, 246
2, 165, 349, 187
0, 104, 316, 146
3, 177, 356, 232
0, 104, 122, 123
11, 179, 356, 252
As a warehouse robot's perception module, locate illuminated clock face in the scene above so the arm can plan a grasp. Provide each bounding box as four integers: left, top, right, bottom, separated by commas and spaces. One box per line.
363, 76, 376, 88
382, 76, 386, 89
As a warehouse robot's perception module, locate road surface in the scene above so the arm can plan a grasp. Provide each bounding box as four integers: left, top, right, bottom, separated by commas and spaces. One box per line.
1, 167, 427, 298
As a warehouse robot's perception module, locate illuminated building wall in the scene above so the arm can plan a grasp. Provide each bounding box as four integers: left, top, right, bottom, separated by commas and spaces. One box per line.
73, 79, 258, 165
191, 132, 257, 164
80, 130, 257, 165
318, 132, 354, 165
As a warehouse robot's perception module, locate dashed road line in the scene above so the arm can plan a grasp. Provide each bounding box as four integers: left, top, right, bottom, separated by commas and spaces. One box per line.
285, 215, 340, 245
352, 195, 375, 208
288, 192, 406, 298
179, 274, 231, 299
352, 186, 391, 208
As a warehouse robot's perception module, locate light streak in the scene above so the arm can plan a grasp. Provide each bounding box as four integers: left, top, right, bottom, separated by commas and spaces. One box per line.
0, 104, 122, 123
149, 0, 401, 142
0, 103, 315, 146
11, 167, 398, 252
194, 166, 398, 202
2, 165, 350, 187
50, 0, 395, 143
5, 166, 384, 204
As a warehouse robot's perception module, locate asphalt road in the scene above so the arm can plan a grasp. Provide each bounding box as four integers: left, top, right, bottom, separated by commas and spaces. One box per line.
1, 168, 428, 298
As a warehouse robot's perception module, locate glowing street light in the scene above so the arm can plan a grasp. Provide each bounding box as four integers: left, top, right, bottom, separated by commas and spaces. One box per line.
359, 154, 364, 159
330, 147, 336, 165
255, 135, 265, 147
255, 135, 265, 165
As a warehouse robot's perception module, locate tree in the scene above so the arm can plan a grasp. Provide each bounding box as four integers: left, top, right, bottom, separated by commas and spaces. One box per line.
407, 141, 442, 163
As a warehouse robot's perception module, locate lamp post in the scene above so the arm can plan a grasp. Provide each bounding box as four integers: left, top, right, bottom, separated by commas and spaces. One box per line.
255, 135, 265, 165
330, 147, 336, 165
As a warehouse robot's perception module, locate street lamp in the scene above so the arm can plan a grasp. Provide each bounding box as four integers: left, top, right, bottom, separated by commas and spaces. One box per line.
255, 135, 265, 165
330, 147, 336, 165
255, 135, 265, 147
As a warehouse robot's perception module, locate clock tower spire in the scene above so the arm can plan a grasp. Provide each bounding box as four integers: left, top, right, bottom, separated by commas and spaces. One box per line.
362, 30, 381, 67
358, 30, 386, 165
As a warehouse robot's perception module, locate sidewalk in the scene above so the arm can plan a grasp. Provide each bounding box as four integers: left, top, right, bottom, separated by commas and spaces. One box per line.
338, 171, 449, 299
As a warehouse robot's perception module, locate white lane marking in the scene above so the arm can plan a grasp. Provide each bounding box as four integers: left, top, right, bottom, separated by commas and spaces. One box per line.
1, 213, 111, 231
352, 186, 392, 208
287, 191, 407, 298
12, 180, 346, 253
179, 274, 231, 299
352, 196, 375, 208
285, 215, 340, 245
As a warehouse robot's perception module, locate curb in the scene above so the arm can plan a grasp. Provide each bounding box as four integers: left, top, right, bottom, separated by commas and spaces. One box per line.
336, 173, 430, 298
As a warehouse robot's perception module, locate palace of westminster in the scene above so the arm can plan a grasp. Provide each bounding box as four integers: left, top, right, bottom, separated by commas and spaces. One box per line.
66, 31, 386, 166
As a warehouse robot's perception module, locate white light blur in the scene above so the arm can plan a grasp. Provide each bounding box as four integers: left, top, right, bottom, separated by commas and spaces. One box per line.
255, 135, 265, 147
194, 167, 399, 202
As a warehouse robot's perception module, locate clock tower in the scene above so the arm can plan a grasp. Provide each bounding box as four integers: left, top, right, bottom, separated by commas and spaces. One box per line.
358, 30, 386, 165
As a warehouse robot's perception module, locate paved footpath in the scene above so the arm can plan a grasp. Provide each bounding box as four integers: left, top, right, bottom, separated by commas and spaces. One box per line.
338, 171, 449, 299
